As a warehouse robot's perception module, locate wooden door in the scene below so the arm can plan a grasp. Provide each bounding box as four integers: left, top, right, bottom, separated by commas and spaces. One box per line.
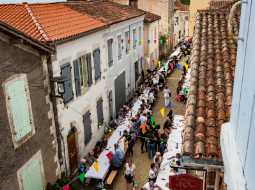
114, 71, 126, 115
108, 90, 113, 119
67, 129, 78, 173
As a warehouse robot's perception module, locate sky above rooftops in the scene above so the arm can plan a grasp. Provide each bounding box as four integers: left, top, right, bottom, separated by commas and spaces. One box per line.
0, 0, 64, 3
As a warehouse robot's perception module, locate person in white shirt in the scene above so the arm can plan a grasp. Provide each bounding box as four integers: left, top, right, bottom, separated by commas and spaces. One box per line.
139, 113, 147, 124
124, 159, 136, 190
142, 180, 155, 190
142, 180, 162, 190
148, 163, 157, 182
163, 86, 171, 108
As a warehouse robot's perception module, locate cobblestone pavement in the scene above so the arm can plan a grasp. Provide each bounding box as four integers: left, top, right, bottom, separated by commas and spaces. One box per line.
113, 57, 187, 190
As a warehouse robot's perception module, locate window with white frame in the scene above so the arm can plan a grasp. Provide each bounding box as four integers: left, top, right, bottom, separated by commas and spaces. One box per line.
17, 151, 45, 190
117, 35, 122, 60
4, 74, 35, 148
133, 28, 137, 49
73, 53, 93, 96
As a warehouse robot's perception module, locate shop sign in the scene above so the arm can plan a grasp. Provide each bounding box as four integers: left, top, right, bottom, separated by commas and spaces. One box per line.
169, 174, 203, 190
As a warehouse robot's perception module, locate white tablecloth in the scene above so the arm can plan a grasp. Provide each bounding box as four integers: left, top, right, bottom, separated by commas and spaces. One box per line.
86, 89, 150, 179
169, 47, 181, 59
155, 115, 185, 190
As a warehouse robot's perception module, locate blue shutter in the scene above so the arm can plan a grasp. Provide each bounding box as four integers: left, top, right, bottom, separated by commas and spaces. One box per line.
86, 53, 93, 87
61, 63, 73, 104
97, 98, 104, 125
73, 60, 81, 96
6, 78, 33, 142
83, 111, 92, 145
93, 49, 101, 81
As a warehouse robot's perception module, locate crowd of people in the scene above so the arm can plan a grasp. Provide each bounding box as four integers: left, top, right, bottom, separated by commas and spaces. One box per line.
76, 39, 192, 190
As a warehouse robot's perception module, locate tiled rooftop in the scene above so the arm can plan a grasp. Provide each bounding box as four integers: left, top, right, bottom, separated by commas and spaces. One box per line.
174, 0, 189, 11
64, 0, 145, 25
182, 6, 240, 161
144, 12, 161, 24
0, 3, 106, 42
209, 0, 233, 10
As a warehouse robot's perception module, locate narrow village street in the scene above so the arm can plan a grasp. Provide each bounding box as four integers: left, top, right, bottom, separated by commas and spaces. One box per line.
1, 0, 253, 190
113, 57, 187, 189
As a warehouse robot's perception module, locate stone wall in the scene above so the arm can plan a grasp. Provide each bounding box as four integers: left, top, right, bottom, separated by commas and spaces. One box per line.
0, 32, 58, 189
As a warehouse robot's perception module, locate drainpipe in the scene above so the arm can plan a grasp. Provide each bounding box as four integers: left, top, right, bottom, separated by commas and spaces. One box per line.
47, 53, 68, 175
228, 0, 241, 41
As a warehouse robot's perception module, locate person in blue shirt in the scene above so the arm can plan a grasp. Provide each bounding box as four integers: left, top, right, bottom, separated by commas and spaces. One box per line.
111, 143, 124, 169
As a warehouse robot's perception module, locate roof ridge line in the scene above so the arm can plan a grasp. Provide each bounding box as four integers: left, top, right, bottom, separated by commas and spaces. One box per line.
23, 3, 49, 41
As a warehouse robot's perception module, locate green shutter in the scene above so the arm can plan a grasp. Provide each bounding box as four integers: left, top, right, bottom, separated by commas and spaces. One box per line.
20, 156, 44, 190
6, 79, 32, 142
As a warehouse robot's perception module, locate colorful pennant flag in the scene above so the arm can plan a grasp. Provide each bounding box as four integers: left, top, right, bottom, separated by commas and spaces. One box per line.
62, 184, 69, 190
79, 172, 85, 183
184, 63, 189, 71
92, 161, 99, 173
177, 63, 181, 70
160, 107, 165, 118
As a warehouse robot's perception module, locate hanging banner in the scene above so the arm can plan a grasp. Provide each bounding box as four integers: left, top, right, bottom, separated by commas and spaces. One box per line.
169, 174, 203, 190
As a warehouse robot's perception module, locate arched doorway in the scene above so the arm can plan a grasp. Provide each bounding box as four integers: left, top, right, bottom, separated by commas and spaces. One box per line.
67, 126, 78, 174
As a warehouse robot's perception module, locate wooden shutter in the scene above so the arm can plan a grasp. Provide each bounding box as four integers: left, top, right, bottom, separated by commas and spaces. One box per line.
86, 53, 93, 87
93, 49, 101, 81
73, 59, 81, 96
61, 63, 73, 104
107, 39, 113, 67
5, 76, 33, 143
97, 98, 104, 125
83, 111, 92, 145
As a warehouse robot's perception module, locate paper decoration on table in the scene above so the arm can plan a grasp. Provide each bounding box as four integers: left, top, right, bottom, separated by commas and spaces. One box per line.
177, 63, 181, 70
106, 151, 113, 161
160, 107, 165, 118
92, 161, 99, 173
79, 172, 86, 183
62, 184, 69, 190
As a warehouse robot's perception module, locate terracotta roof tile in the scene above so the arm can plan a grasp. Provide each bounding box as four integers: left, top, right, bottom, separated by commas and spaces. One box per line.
0, 3, 106, 42
144, 12, 161, 23
64, 0, 145, 25
209, 0, 233, 10
182, 7, 240, 162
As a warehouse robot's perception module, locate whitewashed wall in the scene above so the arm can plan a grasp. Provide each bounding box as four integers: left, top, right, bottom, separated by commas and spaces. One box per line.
144, 20, 159, 71
174, 11, 189, 46
221, 1, 255, 190
104, 16, 145, 117
52, 29, 108, 172
51, 15, 144, 173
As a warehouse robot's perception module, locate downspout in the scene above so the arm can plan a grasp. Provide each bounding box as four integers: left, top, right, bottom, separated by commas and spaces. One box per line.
228, 0, 241, 41
47, 51, 68, 175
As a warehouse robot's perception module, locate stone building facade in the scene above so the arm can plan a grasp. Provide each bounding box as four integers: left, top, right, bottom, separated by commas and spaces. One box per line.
0, 23, 59, 190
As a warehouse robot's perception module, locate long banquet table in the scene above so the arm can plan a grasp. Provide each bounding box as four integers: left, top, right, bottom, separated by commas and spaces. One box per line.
85, 89, 151, 179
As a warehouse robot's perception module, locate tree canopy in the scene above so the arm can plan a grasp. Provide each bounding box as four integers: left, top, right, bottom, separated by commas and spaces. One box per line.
180, 0, 190, 5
